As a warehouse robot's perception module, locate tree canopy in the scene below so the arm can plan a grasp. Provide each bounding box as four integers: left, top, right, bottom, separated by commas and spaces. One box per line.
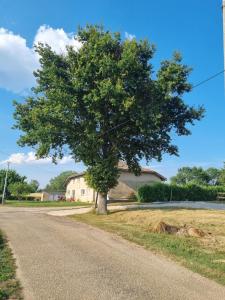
0, 169, 39, 201
29, 179, 39, 192
8, 182, 34, 200
14, 25, 204, 213
218, 164, 225, 186
45, 171, 75, 192
0, 169, 26, 197
171, 166, 223, 186
207, 168, 222, 186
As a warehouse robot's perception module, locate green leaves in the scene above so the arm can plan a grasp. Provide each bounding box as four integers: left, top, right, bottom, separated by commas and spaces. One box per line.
0, 169, 26, 196
14, 25, 204, 195
171, 166, 224, 186
157, 52, 192, 95
45, 171, 75, 192
85, 157, 119, 194
8, 181, 33, 199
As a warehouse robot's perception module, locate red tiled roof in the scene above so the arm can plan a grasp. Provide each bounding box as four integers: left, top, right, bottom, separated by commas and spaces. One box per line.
117, 161, 166, 180
65, 162, 166, 186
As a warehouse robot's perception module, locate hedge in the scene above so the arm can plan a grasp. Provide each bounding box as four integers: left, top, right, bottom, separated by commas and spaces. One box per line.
137, 182, 225, 203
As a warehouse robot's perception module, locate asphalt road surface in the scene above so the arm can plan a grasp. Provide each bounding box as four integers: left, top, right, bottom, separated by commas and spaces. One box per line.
0, 206, 225, 300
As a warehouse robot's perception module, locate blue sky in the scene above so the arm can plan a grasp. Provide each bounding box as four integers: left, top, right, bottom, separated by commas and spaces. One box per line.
0, 0, 224, 187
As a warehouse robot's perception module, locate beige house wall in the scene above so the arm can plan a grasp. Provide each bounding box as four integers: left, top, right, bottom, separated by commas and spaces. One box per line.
66, 176, 95, 202
108, 180, 134, 200
66, 171, 163, 202
109, 172, 162, 200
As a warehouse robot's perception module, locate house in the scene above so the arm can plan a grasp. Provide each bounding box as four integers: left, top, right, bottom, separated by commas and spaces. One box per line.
65, 162, 166, 202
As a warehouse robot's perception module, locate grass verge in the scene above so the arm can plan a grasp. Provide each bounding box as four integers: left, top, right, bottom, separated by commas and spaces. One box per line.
0, 230, 22, 300
5, 200, 91, 207
71, 208, 225, 285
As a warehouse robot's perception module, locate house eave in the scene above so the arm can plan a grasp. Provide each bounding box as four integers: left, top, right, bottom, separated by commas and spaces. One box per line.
118, 168, 166, 181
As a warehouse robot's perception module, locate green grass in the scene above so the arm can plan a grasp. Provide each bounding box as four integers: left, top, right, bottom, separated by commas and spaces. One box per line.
4, 200, 91, 207
71, 209, 225, 286
0, 230, 22, 300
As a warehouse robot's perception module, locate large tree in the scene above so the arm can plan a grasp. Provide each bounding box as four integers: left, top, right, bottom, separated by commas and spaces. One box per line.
207, 168, 222, 186
8, 181, 33, 200
14, 25, 204, 214
0, 169, 26, 199
171, 167, 210, 185
29, 179, 40, 192
218, 164, 225, 186
171, 166, 223, 186
45, 171, 75, 192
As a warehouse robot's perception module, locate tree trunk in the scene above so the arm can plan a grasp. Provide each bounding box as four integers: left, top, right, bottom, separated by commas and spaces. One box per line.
94, 192, 98, 209
96, 193, 107, 214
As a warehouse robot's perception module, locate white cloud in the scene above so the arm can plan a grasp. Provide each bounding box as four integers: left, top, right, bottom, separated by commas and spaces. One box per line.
125, 31, 136, 41
0, 151, 74, 165
0, 28, 38, 93
57, 155, 74, 165
0, 26, 81, 93
34, 25, 81, 54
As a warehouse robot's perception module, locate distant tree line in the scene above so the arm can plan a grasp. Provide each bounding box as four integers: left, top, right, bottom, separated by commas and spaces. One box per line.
44, 171, 75, 192
0, 169, 76, 201
0, 169, 39, 200
171, 166, 225, 186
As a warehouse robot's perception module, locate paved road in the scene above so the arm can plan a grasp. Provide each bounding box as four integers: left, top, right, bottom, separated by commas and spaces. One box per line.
47, 201, 225, 217
1, 207, 225, 300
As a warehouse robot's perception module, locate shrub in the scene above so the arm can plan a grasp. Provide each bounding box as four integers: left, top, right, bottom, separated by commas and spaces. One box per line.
169, 184, 189, 201
138, 183, 170, 202
137, 183, 225, 203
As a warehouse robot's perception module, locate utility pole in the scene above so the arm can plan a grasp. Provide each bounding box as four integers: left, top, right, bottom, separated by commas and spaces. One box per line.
2, 162, 10, 205
223, 1, 225, 71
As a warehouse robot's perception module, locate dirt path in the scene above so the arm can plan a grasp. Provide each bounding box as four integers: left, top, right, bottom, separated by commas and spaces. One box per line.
0, 207, 225, 300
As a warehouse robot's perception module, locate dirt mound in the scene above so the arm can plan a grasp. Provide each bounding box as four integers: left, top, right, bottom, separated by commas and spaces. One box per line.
153, 221, 179, 234
187, 227, 205, 238
153, 221, 205, 238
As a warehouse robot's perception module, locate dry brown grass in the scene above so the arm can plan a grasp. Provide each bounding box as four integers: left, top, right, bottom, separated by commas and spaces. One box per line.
109, 208, 225, 250
72, 208, 225, 285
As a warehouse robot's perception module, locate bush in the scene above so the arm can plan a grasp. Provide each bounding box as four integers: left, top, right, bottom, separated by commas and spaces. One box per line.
138, 183, 170, 202
137, 183, 225, 203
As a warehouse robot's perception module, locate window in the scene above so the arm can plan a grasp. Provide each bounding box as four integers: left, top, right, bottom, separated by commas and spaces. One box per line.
68, 190, 70, 195
81, 189, 85, 196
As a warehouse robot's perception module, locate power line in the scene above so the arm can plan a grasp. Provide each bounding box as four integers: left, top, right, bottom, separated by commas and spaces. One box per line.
104, 69, 225, 133
0, 68, 223, 163
192, 69, 225, 89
